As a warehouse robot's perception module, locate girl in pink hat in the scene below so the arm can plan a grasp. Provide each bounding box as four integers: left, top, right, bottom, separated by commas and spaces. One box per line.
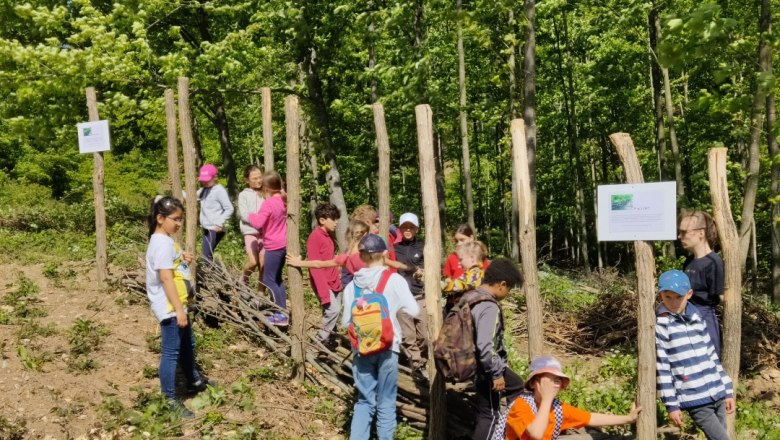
197, 164, 233, 262
499, 355, 641, 440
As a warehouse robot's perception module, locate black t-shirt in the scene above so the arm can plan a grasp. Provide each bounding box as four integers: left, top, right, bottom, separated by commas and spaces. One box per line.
683, 251, 724, 307
395, 238, 425, 296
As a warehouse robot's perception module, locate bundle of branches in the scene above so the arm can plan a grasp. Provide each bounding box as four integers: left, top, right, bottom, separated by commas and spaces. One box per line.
117, 261, 475, 437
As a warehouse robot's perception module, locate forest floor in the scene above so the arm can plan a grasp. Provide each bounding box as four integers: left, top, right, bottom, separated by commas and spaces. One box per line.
1, 261, 779, 439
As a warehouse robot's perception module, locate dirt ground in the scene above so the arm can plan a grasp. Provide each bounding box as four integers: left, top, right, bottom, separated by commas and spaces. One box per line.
3, 262, 779, 439
0, 263, 347, 439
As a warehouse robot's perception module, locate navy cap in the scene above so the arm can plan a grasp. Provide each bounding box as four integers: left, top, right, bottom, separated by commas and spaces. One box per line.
657, 270, 691, 296
358, 234, 388, 253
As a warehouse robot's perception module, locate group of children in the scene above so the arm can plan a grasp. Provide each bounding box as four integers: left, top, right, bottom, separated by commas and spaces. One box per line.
144, 164, 735, 439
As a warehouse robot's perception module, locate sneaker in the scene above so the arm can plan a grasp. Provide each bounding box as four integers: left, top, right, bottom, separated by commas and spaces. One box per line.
169, 400, 195, 419
269, 312, 288, 326
187, 377, 217, 394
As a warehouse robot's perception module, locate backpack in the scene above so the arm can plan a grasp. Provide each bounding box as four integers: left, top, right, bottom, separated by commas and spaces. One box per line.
433, 290, 497, 382
347, 269, 394, 355
491, 392, 564, 440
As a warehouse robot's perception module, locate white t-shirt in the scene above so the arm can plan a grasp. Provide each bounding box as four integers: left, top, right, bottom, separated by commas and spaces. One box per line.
146, 233, 190, 321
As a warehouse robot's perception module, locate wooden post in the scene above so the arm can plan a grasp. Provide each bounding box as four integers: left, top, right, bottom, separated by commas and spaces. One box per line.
178, 77, 199, 265
164, 89, 183, 201
415, 104, 446, 439
373, 103, 391, 243
708, 147, 741, 439
510, 119, 543, 359
285, 96, 305, 381
85, 87, 108, 287
608, 133, 656, 440
262, 87, 274, 171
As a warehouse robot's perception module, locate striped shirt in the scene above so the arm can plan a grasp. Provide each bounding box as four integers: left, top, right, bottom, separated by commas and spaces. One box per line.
655, 303, 733, 413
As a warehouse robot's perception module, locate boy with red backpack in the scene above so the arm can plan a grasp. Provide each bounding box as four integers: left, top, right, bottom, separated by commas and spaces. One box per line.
341, 234, 419, 440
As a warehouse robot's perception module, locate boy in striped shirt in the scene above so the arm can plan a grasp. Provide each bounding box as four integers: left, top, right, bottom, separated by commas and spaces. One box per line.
655, 270, 735, 440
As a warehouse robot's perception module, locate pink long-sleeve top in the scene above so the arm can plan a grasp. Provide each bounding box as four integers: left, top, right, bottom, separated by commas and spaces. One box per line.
248, 194, 287, 251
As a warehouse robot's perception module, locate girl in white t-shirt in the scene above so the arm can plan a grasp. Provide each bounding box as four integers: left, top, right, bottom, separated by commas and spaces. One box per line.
145, 196, 211, 418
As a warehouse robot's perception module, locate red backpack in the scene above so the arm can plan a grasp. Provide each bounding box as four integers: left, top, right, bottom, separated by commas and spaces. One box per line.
347, 270, 394, 355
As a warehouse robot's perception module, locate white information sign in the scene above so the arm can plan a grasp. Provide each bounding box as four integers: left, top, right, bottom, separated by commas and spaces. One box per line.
77, 120, 111, 154
597, 181, 677, 241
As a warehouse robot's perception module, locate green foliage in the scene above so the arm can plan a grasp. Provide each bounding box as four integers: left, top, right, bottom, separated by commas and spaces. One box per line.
3, 273, 47, 321
245, 366, 278, 383
67, 318, 109, 356
15, 319, 56, 341
736, 400, 780, 438
0, 415, 27, 440
191, 384, 227, 410
195, 325, 238, 353
16, 345, 50, 371
538, 269, 598, 312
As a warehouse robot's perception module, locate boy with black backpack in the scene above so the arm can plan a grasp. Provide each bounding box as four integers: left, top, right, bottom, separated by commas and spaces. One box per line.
341, 234, 419, 440
467, 258, 526, 440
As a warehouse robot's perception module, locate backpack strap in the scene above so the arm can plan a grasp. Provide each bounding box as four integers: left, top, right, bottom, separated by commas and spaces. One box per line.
355, 269, 393, 299
375, 269, 393, 294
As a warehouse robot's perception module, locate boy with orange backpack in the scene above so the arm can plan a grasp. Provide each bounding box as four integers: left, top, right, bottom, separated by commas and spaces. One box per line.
341, 234, 419, 440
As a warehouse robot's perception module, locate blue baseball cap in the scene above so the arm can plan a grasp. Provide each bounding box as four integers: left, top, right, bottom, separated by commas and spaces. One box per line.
358, 234, 387, 253
657, 270, 691, 296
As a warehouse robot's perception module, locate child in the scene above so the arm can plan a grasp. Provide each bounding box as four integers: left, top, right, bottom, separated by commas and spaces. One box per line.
248, 171, 288, 326
287, 219, 371, 284
655, 269, 735, 439
238, 165, 265, 285
197, 164, 234, 262
341, 234, 419, 440
443, 223, 489, 280
678, 210, 724, 357
393, 212, 428, 378
145, 196, 212, 418
298, 203, 342, 348
469, 258, 525, 440
503, 355, 641, 440
441, 241, 486, 308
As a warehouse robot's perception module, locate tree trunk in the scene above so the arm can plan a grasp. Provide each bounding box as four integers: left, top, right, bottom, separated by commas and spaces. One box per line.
609, 133, 657, 440
210, 93, 239, 200
770, 97, 780, 304
85, 87, 108, 287
261, 87, 274, 171
649, 5, 666, 182
416, 104, 447, 440
457, 0, 475, 231
739, 0, 771, 271
164, 89, 183, 201
178, 77, 200, 270
708, 148, 742, 439
522, 0, 537, 206
373, 103, 391, 244
303, 47, 349, 250
511, 120, 544, 358
661, 66, 684, 200
284, 96, 305, 381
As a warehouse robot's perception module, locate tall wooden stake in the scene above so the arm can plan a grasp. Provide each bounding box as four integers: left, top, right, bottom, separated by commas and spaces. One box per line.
262, 87, 274, 171
373, 103, 391, 242
609, 133, 656, 440
415, 104, 446, 439
85, 87, 108, 287
165, 89, 183, 201
178, 77, 199, 267
285, 96, 305, 381
708, 147, 741, 439
510, 119, 543, 359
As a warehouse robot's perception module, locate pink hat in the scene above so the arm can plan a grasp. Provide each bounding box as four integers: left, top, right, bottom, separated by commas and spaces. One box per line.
198, 164, 218, 182
525, 355, 570, 390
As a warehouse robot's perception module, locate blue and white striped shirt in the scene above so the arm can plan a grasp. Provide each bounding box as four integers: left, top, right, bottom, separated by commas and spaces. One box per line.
655, 303, 733, 413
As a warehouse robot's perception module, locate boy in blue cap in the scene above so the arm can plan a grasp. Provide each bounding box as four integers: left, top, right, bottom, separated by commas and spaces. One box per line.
655, 269, 735, 440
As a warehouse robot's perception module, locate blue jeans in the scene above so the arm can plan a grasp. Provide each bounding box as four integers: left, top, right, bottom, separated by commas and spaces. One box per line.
687, 399, 729, 440
202, 229, 225, 262
350, 350, 399, 440
160, 316, 201, 400
263, 248, 287, 309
